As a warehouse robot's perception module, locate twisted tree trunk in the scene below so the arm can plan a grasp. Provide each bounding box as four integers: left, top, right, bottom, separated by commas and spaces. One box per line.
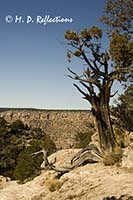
92, 103, 116, 151
92, 86, 116, 152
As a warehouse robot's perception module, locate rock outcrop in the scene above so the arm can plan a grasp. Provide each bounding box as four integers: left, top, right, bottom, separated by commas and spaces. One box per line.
0, 149, 133, 200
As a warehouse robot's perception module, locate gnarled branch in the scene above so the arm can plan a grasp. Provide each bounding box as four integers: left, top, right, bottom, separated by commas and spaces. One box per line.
31, 143, 103, 178
110, 90, 118, 97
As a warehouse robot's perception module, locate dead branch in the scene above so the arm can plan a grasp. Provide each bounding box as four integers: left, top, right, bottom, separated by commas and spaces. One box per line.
31, 143, 103, 178
110, 90, 118, 97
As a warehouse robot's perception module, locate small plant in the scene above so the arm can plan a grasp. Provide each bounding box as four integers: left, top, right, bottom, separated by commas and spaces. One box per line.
75, 131, 94, 148
45, 178, 63, 192
102, 147, 123, 166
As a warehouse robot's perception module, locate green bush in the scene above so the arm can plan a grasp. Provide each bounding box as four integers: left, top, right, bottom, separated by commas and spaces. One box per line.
43, 136, 56, 155
111, 86, 133, 132
30, 128, 46, 139
0, 117, 7, 127
13, 140, 43, 182
0, 117, 56, 182
75, 131, 94, 148
11, 120, 25, 135
0, 127, 10, 140
0, 143, 23, 179
14, 138, 56, 182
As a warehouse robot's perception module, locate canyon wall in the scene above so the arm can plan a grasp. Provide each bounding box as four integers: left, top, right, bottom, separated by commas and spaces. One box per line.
0, 110, 94, 149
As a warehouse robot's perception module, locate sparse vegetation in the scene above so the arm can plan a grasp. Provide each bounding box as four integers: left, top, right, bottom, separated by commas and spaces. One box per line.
102, 147, 123, 166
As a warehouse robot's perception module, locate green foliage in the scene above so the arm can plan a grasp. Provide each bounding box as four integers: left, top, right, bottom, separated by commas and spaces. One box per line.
13, 140, 43, 183
100, 0, 132, 34
80, 28, 92, 40
14, 137, 56, 182
0, 118, 56, 182
81, 26, 102, 40
112, 86, 133, 131
74, 50, 82, 57
0, 126, 9, 139
75, 131, 94, 148
65, 30, 79, 41
43, 135, 56, 156
29, 129, 56, 155
64, 0, 132, 151
0, 141, 24, 178
30, 128, 45, 139
86, 26, 102, 39
110, 32, 132, 77
0, 117, 7, 127
101, 0, 132, 84
75, 122, 95, 148
11, 120, 25, 135
118, 85, 133, 113
65, 26, 103, 64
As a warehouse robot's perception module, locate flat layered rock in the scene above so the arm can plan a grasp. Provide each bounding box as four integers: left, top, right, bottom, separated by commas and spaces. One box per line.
0, 149, 133, 200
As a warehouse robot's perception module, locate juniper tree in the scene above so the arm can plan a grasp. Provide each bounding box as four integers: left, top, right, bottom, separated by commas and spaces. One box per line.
65, 0, 132, 152
36, 0, 132, 174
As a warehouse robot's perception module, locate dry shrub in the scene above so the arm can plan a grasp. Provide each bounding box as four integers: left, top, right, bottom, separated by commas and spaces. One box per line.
102, 147, 123, 166
45, 178, 63, 192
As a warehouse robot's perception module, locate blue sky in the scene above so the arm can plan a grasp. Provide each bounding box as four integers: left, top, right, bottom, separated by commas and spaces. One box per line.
0, 0, 119, 110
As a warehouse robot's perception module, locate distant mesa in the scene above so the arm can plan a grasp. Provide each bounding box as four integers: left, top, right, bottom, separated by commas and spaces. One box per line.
0, 107, 89, 112
0, 107, 38, 112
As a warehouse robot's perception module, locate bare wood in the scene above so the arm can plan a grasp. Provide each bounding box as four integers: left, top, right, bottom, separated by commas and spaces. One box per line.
31, 144, 103, 177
